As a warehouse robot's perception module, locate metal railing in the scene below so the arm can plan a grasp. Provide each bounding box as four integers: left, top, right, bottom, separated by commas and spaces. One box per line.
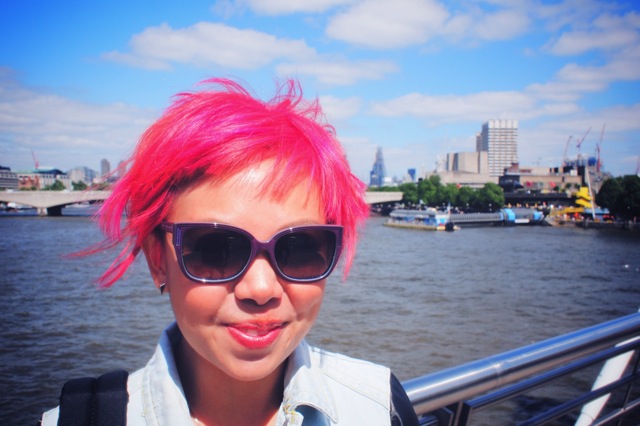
403, 313, 640, 425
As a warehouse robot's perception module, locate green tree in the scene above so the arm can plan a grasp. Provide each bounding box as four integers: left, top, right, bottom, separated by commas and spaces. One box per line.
456, 186, 475, 210
44, 180, 66, 191
379, 178, 508, 212
397, 183, 418, 204
596, 177, 623, 213
72, 180, 88, 191
619, 175, 640, 220
597, 175, 640, 220
474, 183, 505, 212
416, 176, 440, 205
435, 183, 459, 208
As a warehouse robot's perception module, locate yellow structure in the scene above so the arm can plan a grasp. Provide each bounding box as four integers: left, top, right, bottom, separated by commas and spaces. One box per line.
547, 187, 594, 222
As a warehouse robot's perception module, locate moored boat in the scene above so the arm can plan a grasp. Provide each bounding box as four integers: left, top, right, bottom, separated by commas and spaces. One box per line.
384, 209, 458, 231
385, 207, 544, 229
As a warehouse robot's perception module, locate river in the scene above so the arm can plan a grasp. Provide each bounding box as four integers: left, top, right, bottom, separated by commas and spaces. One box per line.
1, 212, 639, 424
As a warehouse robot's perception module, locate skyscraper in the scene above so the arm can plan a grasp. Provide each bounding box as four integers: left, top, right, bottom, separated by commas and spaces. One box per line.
101, 158, 111, 177
369, 147, 386, 187
479, 119, 518, 177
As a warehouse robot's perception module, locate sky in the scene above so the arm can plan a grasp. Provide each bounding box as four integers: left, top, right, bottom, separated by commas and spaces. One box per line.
1, 0, 639, 183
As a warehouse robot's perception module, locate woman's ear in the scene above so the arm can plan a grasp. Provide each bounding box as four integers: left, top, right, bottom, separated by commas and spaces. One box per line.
141, 233, 168, 291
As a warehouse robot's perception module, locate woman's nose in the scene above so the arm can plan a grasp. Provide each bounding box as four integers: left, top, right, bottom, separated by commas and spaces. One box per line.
233, 256, 283, 306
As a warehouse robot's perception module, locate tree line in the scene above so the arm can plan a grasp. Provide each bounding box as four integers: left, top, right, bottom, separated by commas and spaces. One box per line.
369, 175, 505, 212
595, 175, 640, 221
372, 174, 640, 220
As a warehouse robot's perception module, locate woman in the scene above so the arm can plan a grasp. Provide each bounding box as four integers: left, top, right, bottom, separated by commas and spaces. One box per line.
41, 78, 418, 425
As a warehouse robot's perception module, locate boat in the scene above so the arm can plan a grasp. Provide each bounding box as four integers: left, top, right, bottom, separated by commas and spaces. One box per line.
385, 207, 544, 230
384, 208, 459, 231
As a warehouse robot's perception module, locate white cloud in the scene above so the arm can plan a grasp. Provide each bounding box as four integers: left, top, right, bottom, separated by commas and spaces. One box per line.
325, 0, 533, 49
104, 21, 397, 86
548, 11, 640, 56
277, 59, 397, 85
238, 0, 353, 15
518, 103, 640, 172
103, 22, 316, 70
326, 0, 449, 49
368, 91, 547, 123
535, 0, 606, 32
471, 9, 530, 41
528, 45, 640, 102
0, 71, 155, 171
319, 95, 362, 121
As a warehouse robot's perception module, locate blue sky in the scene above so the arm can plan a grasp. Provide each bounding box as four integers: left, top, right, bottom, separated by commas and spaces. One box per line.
1, 0, 639, 182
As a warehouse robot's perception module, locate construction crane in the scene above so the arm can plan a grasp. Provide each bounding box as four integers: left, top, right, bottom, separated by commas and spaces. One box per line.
575, 127, 591, 161
596, 123, 605, 173
562, 135, 573, 168
31, 149, 40, 170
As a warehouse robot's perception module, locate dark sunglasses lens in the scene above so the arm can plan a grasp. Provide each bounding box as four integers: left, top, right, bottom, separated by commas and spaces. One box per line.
181, 227, 251, 281
275, 230, 336, 280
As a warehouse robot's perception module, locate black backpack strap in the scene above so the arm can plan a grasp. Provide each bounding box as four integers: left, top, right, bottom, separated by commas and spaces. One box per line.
390, 372, 420, 426
58, 370, 129, 426
58, 377, 95, 425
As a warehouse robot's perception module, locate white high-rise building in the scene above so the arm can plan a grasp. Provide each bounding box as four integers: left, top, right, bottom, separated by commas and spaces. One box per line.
101, 158, 111, 177
479, 119, 518, 177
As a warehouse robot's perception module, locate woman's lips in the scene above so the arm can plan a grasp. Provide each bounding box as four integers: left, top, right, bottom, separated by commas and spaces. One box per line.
227, 322, 285, 349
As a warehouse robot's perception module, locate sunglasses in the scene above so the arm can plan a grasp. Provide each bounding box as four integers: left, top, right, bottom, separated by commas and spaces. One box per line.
159, 223, 343, 284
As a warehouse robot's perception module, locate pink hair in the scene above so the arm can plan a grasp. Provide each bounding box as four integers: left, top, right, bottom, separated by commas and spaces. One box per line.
94, 78, 370, 287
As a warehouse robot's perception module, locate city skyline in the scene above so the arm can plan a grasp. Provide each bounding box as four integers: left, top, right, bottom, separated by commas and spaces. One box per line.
1, 1, 639, 182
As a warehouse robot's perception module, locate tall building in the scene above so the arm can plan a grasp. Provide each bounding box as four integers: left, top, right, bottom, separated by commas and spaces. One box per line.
446, 151, 488, 175
479, 119, 518, 177
101, 158, 111, 177
68, 167, 98, 185
117, 161, 127, 178
407, 168, 416, 183
369, 147, 386, 187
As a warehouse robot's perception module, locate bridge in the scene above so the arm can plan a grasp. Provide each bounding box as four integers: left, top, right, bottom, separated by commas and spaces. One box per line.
0, 191, 111, 216
364, 191, 403, 205
0, 190, 403, 216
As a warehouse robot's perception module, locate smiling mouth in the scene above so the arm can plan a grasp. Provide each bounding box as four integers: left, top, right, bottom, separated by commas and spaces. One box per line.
227, 322, 286, 349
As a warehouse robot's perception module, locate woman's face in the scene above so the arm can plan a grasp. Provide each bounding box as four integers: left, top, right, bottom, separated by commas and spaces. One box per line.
150, 164, 327, 383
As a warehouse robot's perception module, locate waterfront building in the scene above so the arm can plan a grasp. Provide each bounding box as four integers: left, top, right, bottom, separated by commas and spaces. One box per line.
554, 156, 608, 195
446, 151, 489, 175
369, 147, 387, 187
479, 119, 519, 177
18, 168, 71, 190
499, 163, 582, 193
0, 166, 19, 190
436, 151, 495, 188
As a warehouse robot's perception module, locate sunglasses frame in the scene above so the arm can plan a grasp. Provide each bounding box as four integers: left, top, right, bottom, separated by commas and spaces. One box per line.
159, 222, 343, 284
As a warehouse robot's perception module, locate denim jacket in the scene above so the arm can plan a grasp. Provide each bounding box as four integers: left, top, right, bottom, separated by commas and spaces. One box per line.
42, 322, 414, 425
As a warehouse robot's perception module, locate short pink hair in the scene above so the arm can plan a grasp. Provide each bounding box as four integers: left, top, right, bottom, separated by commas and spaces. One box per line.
95, 78, 370, 287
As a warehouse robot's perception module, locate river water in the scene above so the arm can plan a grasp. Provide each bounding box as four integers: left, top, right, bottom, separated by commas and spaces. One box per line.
1, 212, 639, 424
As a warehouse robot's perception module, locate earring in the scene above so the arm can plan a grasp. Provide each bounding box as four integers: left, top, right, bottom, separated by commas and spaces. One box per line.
159, 283, 166, 295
